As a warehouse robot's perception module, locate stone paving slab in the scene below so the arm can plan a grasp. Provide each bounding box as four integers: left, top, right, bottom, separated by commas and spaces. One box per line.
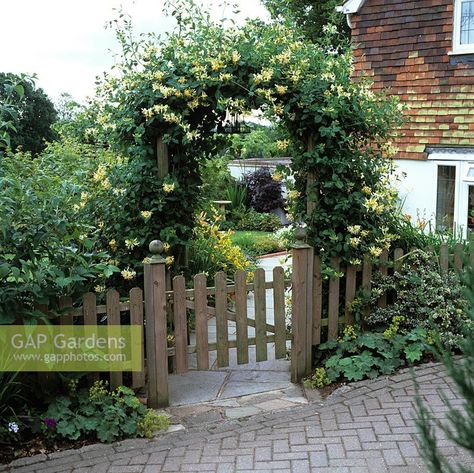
4, 362, 474, 473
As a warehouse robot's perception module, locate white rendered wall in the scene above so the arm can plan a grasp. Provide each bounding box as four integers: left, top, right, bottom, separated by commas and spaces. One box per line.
392, 159, 437, 228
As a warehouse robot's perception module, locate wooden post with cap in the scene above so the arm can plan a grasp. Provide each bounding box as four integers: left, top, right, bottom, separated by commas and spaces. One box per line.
144, 239, 169, 408
291, 227, 314, 383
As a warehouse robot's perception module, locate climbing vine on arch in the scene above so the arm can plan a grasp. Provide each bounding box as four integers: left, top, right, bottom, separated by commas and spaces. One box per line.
88, 0, 403, 276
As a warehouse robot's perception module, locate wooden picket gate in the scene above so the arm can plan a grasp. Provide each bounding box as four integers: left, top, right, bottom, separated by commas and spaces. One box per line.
44, 240, 470, 409
47, 251, 291, 409
166, 267, 291, 374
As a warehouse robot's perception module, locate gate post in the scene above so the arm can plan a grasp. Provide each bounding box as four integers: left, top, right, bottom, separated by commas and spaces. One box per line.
144, 240, 169, 408
291, 228, 314, 383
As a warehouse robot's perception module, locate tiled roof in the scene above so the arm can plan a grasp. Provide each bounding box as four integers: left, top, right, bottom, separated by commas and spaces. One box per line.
351, 0, 474, 160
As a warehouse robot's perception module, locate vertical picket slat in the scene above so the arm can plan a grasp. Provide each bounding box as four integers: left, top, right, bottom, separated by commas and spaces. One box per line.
83, 293, 97, 325
82, 293, 99, 384
59, 297, 73, 325
312, 255, 323, 346
107, 289, 122, 390
440, 244, 449, 275
173, 276, 188, 374
328, 257, 340, 341
215, 272, 229, 368
362, 256, 372, 326
454, 242, 464, 270
345, 264, 357, 325
394, 248, 404, 271
254, 268, 268, 362
130, 288, 145, 389
235, 270, 249, 365
273, 266, 286, 359
378, 249, 388, 308
194, 274, 209, 370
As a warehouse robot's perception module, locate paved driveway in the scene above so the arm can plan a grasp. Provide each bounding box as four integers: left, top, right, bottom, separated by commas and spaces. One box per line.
4, 362, 472, 473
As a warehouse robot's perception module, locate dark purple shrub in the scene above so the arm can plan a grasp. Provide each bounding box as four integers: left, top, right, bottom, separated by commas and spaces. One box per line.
243, 168, 285, 212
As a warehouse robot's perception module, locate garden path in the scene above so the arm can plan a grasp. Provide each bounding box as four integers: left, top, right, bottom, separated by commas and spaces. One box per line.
5, 362, 472, 473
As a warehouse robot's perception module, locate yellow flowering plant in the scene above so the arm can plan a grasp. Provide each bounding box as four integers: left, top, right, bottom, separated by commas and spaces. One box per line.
188, 212, 253, 277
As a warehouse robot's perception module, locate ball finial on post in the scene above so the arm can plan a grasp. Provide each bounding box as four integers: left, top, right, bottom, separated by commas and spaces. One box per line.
148, 240, 165, 263
294, 226, 308, 246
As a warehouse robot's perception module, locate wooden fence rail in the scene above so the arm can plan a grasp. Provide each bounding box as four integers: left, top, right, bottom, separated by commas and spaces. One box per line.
291, 241, 472, 382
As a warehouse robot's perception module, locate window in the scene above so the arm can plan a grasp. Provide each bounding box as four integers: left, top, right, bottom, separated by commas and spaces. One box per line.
453, 0, 474, 54
436, 165, 456, 231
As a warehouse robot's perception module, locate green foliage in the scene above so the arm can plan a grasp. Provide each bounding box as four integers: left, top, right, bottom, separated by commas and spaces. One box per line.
225, 182, 247, 213
263, 0, 350, 45
363, 250, 470, 350
319, 326, 431, 383
0, 372, 24, 423
0, 147, 119, 323
230, 208, 282, 232
44, 381, 169, 443
231, 231, 284, 257
188, 213, 252, 277
0, 74, 33, 153
83, 2, 401, 270
416, 263, 474, 473
390, 202, 465, 253
227, 124, 294, 159
303, 367, 331, 389
0, 73, 58, 156
199, 155, 234, 203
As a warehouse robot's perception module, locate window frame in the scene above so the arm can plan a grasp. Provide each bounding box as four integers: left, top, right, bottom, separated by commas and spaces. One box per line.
452, 0, 474, 55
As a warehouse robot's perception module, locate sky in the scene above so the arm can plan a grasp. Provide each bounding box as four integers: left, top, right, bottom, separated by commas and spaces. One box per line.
0, 0, 270, 104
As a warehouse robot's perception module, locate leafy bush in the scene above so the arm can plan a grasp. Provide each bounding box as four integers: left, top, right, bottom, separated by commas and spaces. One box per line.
231, 208, 281, 232
43, 381, 169, 443
416, 263, 474, 473
362, 250, 469, 349
199, 156, 235, 203
318, 325, 431, 383
231, 231, 285, 257
243, 168, 285, 212
273, 225, 296, 249
188, 213, 253, 277
0, 149, 119, 323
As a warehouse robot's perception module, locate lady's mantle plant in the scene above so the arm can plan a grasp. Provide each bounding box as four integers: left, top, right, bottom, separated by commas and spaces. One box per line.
44, 381, 169, 443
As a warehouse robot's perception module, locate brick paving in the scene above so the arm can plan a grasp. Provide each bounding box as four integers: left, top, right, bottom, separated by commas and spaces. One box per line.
3, 362, 473, 473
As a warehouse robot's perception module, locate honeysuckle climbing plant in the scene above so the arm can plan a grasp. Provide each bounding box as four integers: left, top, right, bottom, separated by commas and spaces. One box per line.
88, 0, 403, 268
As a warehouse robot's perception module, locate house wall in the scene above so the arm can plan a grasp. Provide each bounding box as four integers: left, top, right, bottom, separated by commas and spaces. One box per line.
351, 0, 474, 160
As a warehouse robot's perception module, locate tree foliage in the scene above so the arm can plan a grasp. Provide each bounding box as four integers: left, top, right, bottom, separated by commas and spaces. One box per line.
263, 0, 350, 44
0, 72, 58, 155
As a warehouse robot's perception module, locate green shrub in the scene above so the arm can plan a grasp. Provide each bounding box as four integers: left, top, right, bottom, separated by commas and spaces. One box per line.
363, 250, 469, 350
0, 148, 119, 323
43, 381, 169, 443
231, 231, 285, 257
231, 208, 281, 232
199, 156, 234, 203
225, 181, 247, 213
